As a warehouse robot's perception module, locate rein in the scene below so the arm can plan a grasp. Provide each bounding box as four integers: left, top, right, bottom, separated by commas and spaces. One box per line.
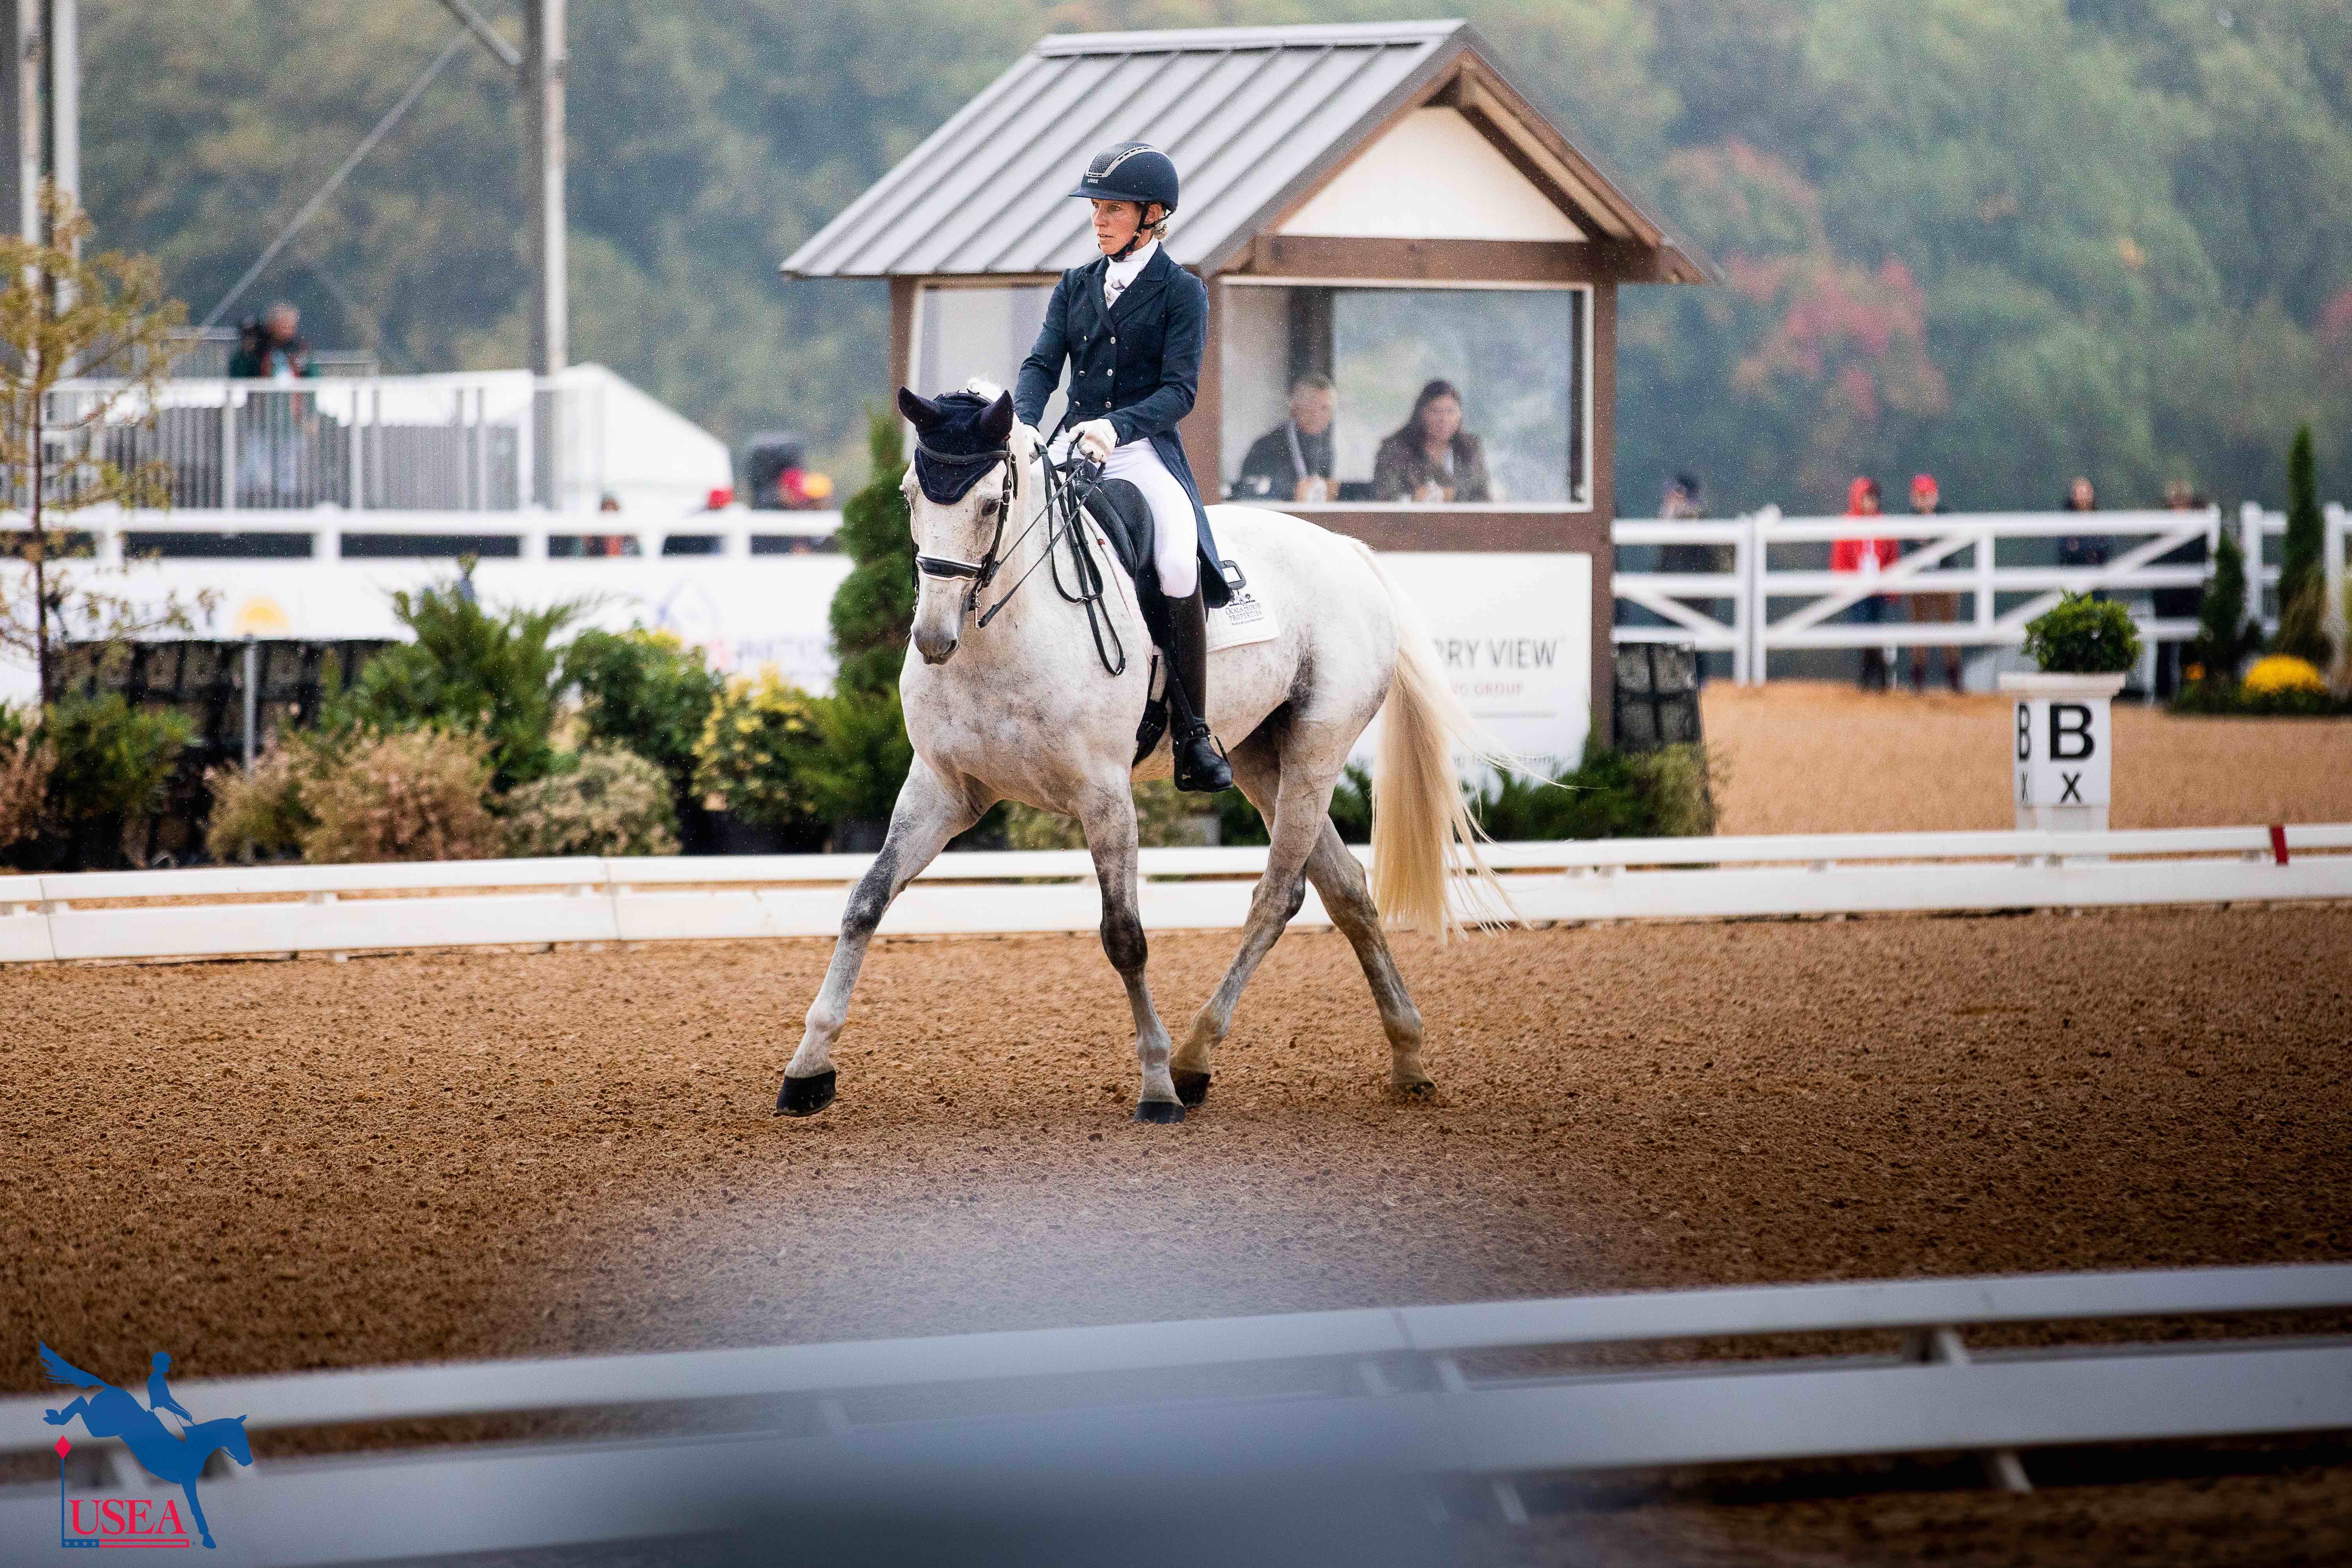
916, 443, 1127, 677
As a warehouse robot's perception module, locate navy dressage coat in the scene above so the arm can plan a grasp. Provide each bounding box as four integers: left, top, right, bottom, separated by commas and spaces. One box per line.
1013, 246, 1230, 607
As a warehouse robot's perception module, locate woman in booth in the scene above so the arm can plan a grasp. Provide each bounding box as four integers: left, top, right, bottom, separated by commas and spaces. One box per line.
1373, 379, 1492, 504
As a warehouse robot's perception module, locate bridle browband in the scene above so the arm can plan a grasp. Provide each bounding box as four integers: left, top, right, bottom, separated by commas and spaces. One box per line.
909, 437, 1126, 676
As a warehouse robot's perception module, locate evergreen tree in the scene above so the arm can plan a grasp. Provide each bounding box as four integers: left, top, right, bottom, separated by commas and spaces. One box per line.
2275, 425, 2332, 668
2188, 529, 2261, 684
828, 410, 916, 699
812, 409, 916, 826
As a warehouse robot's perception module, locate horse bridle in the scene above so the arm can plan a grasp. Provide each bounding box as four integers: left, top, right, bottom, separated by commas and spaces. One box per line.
911, 443, 1014, 613
910, 439, 1127, 676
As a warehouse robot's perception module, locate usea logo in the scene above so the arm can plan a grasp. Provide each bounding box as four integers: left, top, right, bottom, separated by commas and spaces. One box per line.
39, 1345, 252, 1550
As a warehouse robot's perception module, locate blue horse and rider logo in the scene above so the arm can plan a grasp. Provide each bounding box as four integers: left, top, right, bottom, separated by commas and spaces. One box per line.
40, 1344, 252, 1550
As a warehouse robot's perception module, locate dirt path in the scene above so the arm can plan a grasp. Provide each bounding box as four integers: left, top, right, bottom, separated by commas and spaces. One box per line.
1702, 681, 2352, 834
7, 907, 2349, 1561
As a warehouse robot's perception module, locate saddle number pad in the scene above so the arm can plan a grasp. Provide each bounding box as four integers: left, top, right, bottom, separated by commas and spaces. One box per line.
1206, 558, 1279, 653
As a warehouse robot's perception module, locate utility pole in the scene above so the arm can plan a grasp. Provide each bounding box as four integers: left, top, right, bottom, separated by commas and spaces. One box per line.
0, 0, 81, 242
523, 0, 565, 377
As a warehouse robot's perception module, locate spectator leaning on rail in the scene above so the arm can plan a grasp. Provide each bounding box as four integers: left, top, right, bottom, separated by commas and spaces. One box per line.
1903, 473, 1965, 694
2058, 474, 2110, 600
1833, 475, 1900, 691
229, 302, 317, 380
229, 301, 319, 506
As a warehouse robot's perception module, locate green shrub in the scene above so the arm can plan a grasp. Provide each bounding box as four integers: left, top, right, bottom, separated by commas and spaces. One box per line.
563, 628, 721, 809
694, 670, 831, 838
798, 686, 914, 828
301, 728, 499, 863
2275, 425, 2332, 669
501, 746, 678, 858
1208, 748, 1717, 847
332, 574, 585, 790
2187, 530, 2261, 683
1471, 742, 1721, 840
0, 703, 51, 860
39, 695, 192, 866
2021, 591, 2141, 674
2170, 679, 2352, 718
829, 409, 917, 701
203, 742, 320, 862
1000, 778, 1214, 851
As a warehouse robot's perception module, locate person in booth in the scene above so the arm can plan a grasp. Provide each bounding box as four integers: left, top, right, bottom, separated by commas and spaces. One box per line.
1233, 375, 1336, 503
1013, 141, 1233, 793
1372, 379, 1491, 504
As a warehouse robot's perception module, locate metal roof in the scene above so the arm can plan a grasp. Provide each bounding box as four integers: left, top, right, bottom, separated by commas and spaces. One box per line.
782, 21, 1710, 282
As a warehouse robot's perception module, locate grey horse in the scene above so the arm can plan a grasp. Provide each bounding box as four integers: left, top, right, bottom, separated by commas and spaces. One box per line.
780, 382, 1504, 1123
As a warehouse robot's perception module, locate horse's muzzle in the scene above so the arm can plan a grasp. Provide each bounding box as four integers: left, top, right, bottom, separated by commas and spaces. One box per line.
914, 624, 960, 664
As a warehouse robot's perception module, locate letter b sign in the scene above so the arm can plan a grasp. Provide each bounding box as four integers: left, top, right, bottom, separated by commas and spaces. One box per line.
2012, 694, 2112, 812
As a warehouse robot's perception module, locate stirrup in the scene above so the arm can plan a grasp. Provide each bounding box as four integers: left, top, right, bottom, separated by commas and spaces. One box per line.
1172, 722, 1232, 793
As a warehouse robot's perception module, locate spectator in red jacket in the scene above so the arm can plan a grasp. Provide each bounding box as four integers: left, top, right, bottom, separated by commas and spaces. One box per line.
1834, 476, 1900, 690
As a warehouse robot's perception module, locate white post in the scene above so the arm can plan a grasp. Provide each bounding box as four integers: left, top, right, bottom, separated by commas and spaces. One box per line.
2240, 500, 2266, 633
2325, 502, 2346, 683
1730, 518, 1750, 686
1748, 505, 1777, 684
346, 382, 362, 509
240, 634, 258, 774
219, 382, 237, 510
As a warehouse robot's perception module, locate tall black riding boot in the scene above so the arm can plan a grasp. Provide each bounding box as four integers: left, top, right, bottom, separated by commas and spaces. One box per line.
1166, 586, 1232, 793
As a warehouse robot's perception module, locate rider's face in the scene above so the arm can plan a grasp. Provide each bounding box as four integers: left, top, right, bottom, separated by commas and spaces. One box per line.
1090, 199, 1150, 255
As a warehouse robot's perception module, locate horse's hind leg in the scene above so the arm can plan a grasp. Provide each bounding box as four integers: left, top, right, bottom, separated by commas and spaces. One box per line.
1172, 728, 1340, 1100
1302, 820, 1432, 1095
1074, 779, 1183, 1123
779, 758, 984, 1116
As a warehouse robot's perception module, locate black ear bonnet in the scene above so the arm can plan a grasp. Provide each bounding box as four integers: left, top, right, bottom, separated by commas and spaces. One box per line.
899, 387, 1015, 504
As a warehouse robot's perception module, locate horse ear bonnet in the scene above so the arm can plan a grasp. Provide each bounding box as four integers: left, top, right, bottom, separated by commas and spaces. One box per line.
908, 388, 1015, 504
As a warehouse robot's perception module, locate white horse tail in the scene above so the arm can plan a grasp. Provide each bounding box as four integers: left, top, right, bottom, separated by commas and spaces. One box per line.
1347, 541, 1516, 939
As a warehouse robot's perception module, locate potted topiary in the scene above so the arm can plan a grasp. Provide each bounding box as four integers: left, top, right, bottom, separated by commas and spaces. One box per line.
2000, 593, 2141, 832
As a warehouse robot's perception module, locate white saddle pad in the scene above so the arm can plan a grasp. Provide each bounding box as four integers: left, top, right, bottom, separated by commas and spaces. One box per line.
1206, 557, 1280, 653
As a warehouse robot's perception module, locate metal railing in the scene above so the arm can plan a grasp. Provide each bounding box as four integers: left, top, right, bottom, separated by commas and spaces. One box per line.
34, 372, 608, 514
1615, 503, 2351, 683
4, 1262, 2346, 1560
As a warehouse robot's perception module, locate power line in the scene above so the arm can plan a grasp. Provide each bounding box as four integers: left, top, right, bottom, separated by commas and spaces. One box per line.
198, 27, 470, 331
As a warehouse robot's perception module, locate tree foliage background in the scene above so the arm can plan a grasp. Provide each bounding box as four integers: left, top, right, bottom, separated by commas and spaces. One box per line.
88, 0, 2352, 513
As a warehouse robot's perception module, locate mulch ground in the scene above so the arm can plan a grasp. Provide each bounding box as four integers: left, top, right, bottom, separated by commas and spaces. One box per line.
7, 901, 2351, 1563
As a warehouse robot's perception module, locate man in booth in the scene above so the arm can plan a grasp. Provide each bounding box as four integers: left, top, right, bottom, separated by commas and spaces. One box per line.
1232, 375, 1337, 504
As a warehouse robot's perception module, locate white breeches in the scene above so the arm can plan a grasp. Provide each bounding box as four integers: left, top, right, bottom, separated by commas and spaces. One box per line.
1101, 439, 1198, 598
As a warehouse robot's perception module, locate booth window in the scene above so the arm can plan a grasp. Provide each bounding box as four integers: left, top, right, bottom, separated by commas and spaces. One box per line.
911, 284, 1067, 432
1220, 284, 1588, 508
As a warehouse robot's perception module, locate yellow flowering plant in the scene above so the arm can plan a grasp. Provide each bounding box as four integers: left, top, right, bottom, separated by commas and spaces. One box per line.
693, 669, 830, 834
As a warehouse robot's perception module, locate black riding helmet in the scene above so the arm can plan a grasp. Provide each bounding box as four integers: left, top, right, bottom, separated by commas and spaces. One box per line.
1068, 142, 1178, 259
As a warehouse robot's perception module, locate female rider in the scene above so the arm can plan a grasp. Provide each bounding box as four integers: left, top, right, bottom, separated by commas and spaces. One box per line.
1012, 142, 1232, 794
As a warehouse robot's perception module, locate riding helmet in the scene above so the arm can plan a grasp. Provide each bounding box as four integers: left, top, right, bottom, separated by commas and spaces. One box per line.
1067, 142, 1180, 215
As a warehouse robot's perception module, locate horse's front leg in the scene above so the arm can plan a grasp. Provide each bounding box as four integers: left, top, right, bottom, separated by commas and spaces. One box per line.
179, 1480, 215, 1549
1075, 781, 1182, 1122
778, 758, 984, 1116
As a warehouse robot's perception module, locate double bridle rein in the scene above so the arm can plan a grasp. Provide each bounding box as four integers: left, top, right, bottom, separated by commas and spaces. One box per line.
911, 440, 1126, 676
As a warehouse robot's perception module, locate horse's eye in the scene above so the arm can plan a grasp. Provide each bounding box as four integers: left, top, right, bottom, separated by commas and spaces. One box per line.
980, 498, 1000, 517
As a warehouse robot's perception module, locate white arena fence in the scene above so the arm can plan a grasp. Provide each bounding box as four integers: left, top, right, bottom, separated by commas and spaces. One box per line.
3, 824, 2347, 966
4, 1263, 2346, 1561
1615, 501, 2350, 684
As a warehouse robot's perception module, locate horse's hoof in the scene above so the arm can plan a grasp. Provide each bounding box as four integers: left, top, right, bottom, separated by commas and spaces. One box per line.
1133, 1099, 1186, 1124
1172, 1070, 1212, 1107
776, 1069, 837, 1117
1391, 1077, 1437, 1101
